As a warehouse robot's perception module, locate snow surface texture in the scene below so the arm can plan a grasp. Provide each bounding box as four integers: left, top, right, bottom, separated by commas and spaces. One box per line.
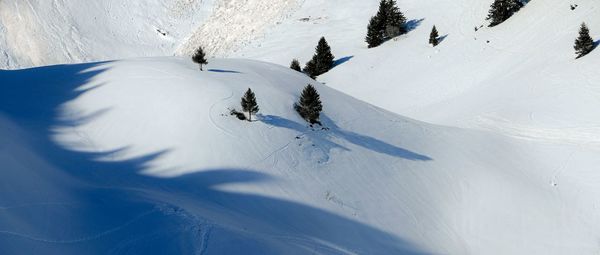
2, 0, 600, 254
3, 57, 600, 255
0, 0, 216, 68
176, 0, 300, 57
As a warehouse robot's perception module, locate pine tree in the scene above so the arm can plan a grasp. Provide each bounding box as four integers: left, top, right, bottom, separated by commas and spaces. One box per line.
574, 23, 595, 58
429, 25, 439, 46
366, 16, 384, 48
486, 0, 522, 27
241, 88, 259, 121
365, 0, 407, 48
192, 46, 208, 71
303, 60, 317, 79
303, 37, 335, 79
384, 0, 407, 38
375, 0, 390, 32
290, 59, 302, 72
295, 84, 323, 125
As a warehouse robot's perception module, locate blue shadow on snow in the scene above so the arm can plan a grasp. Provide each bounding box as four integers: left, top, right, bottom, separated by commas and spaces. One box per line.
0, 63, 428, 255
406, 18, 425, 33
260, 114, 431, 161
332, 56, 354, 68
207, 69, 241, 74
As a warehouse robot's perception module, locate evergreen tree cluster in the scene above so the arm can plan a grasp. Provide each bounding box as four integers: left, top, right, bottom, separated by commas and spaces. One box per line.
486, 0, 523, 27
366, 0, 407, 48
574, 23, 595, 59
303, 37, 335, 79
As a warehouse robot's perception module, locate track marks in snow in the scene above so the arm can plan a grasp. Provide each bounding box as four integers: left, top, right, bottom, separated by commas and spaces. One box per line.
209, 90, 238, 138
0, 209, 157, 244
325, 190, 359, 217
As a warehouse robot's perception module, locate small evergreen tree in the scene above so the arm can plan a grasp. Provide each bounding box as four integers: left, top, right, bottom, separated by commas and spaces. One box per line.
303, 37, 335, 79
366, 16, 384, 48
574, 23, 595, 58
303, 60, 317, 79
295, 84, 323, 125
290, 59, 302, 72
241, 88, 259, 121
429, 25, 439, 46
192, 46, 208, 71
486, 0, 522, 27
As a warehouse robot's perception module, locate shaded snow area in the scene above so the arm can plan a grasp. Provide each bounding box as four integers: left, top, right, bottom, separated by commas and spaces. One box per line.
2, 0, 600, 254
2, 58, 600, 254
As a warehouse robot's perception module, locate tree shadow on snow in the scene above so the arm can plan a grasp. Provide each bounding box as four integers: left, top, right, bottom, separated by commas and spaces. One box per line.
0, 64, 429, 255
332, 56, 354, 68
406, 18, 425, 33
207, 69, 242, 74
438, 34, 449, 44
260, 114, 431, 161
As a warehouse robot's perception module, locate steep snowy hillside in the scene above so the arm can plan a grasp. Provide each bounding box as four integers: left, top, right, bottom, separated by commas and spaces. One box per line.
2, 57, 600, 254
0, 0, 301, 69
0, 0, 216, 68
233, 0, 600, 140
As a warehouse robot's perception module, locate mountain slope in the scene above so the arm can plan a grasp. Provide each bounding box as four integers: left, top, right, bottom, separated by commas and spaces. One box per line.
233, 0, 600, 139
2, 0, 600, 254
0, 0, 216, 68
2, 58, 600, 254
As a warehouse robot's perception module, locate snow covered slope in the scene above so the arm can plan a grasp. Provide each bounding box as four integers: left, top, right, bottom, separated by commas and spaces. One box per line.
0, 0, 300, 69
2, 57, 600, 254
2, 0, 600, 254
0, 0, 216, 68
232, 0, 600, 141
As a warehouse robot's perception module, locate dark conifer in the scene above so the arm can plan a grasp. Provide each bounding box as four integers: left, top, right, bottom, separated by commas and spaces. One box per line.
303, 60, 317, 79
365, 0, 407, 48
290, 59, 302, 72
295, 84, 323, 125
384, 0, 407, 38
241, 88, 259, 121
366, 16, 384, 48
303, 37, 335, 79
486, 0, 522, 27
429, 25, 439, 46
574, 23, 595, 58
375, 0, 390, 31
192, 46, 208, 71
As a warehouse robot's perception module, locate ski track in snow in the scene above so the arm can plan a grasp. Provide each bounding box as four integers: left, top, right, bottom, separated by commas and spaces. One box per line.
209, 90, 238, 138
0, 209, 157, 244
